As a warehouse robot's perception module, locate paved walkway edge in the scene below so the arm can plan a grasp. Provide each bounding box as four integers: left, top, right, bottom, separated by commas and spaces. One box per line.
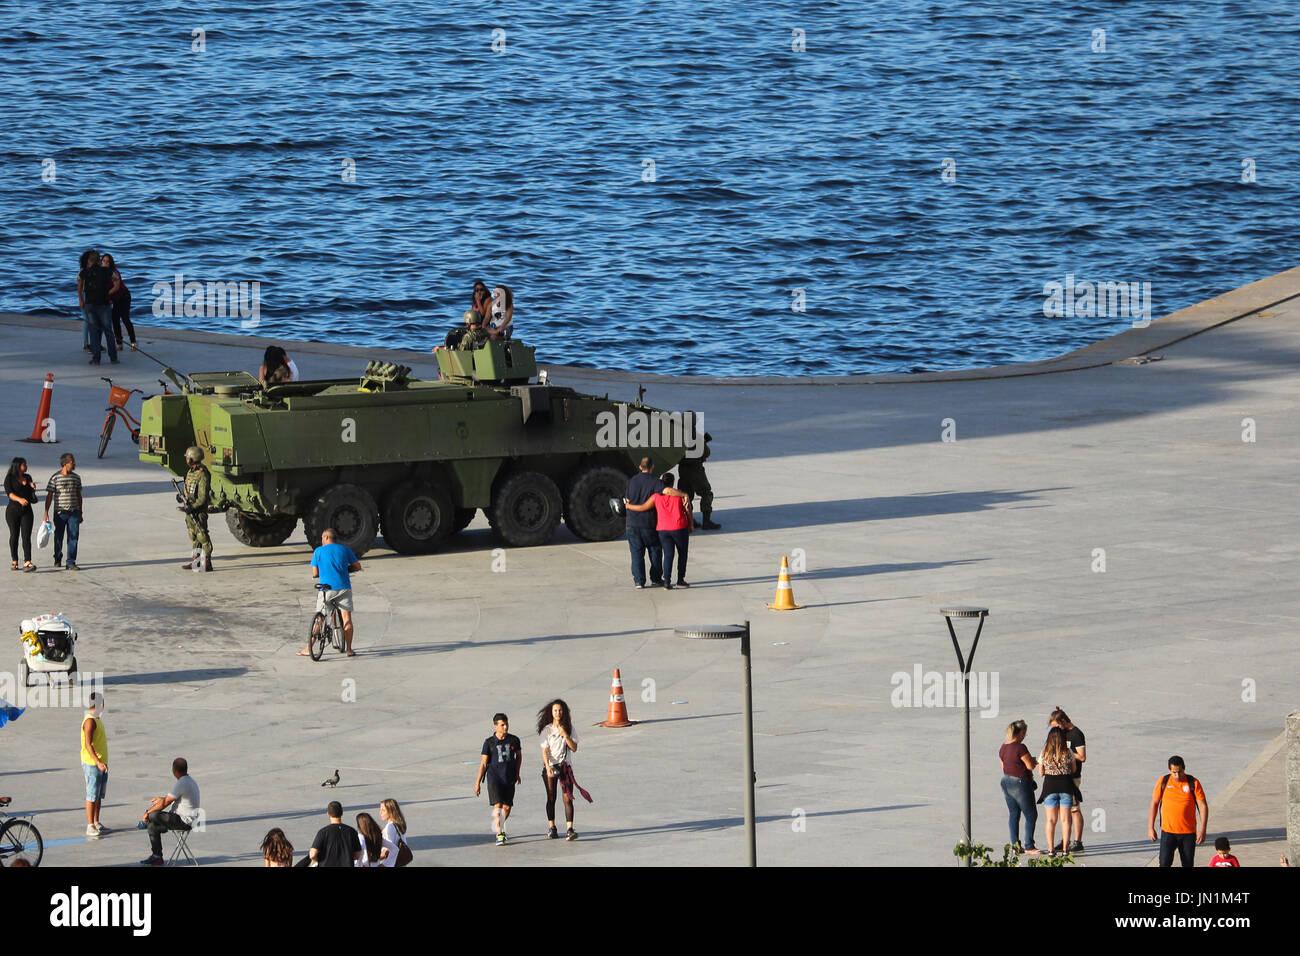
6, 264, 1300, 386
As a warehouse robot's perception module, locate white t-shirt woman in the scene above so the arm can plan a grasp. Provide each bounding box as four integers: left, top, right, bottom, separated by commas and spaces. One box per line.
540, 724, 577, 769
378, 821, 401, 867
358, 829, 398, 867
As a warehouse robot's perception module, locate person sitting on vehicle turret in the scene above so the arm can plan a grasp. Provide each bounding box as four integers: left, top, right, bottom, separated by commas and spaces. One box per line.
487, 284, 513, 341
259, 346, 292, 388
472, 279, 492, 320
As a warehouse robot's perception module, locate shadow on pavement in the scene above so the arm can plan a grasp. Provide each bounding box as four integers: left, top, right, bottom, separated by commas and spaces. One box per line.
687, 559, 985, 589
574, 803, 929, 842
358, 627, 676, 659
1074, 827, 1287, 859
630, 712, 742, 724
0, 767, 63, 777
102, 667, 249, 685
715, 489, 1066, 531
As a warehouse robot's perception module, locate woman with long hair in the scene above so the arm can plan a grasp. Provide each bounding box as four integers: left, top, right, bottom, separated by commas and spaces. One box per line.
536, 698, 592, 841
356, 812, 389, 867
377, 799, 406, 867
101, 253, 136, 350
471, 279, 492, 320
5, 457, 38, 571
258, 346, 292, 388
260, 828, 293, 866
1036, 726, 1078, 856
998, 719, 1040, 854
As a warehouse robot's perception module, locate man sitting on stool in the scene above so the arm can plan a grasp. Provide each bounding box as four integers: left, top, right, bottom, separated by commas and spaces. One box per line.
139, 757, 201, 866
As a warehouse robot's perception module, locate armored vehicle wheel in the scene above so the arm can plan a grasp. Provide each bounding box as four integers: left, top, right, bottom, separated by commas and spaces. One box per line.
564, 464, 630, 541
489, 471, 563, 547
381, 480, 455, 554
451, 507, 476, 534
226, 511, 299, 548
304, 483, 379, 556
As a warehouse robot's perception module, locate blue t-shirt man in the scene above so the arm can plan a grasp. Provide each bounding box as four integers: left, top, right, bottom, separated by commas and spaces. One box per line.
312, 541, 359, 591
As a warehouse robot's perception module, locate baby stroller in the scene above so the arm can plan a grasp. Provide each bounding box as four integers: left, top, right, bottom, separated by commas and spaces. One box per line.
18, 614, 78, 687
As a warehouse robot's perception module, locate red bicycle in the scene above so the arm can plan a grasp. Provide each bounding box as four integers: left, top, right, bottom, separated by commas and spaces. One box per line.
98, 377, 174, 458
97, 378, 143, 458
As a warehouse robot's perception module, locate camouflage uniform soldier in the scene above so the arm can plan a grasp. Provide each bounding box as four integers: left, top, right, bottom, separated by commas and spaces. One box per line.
179, 446, 213, 571
677, 432, 720, 530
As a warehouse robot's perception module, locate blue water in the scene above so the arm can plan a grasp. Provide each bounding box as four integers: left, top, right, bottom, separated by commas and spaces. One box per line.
3, 2, 1299, 376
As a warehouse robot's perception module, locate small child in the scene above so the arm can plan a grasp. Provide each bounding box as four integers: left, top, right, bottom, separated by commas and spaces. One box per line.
1209, 837, 1239, 867
474, 712, 522, 846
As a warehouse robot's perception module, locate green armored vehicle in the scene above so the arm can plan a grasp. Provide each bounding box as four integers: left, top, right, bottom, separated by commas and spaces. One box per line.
137, 340, 702, 557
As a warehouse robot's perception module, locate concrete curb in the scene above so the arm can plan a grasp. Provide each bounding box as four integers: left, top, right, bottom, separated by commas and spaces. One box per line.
8, 264, 1300, 386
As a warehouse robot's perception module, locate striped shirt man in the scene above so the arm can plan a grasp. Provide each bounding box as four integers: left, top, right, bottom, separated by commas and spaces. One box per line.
46, 469, 82, 513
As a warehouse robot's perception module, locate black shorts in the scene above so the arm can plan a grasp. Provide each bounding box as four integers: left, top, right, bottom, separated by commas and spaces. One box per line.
487, 780, 515, 807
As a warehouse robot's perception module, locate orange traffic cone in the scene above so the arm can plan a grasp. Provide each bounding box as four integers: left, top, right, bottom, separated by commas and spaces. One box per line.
598, 668, 637, 727
766, 555, 803, 610
19, 373, 55, 443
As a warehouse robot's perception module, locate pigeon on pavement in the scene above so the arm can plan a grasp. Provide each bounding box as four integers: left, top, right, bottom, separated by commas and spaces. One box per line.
321, 770, 340, 788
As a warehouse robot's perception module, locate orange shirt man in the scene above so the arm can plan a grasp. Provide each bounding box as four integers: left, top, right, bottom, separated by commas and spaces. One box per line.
1147, 755, 1207, 867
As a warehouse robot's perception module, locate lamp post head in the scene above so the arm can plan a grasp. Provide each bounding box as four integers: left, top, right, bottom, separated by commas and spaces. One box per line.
676, 624, 747, 641
940, 606, 989, 620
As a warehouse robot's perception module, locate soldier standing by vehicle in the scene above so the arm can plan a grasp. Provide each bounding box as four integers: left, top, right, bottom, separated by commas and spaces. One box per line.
678, 431, 721, 530
179, 446, 212, 571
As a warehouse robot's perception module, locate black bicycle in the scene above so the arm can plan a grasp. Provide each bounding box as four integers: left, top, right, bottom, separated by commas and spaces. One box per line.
0, 799, 43, 866
309, 585, 348, 661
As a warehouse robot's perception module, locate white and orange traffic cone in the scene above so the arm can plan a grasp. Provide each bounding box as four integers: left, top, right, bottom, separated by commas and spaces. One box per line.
765, 555, 802, 610
19, 373, 55, 444
598, 668, 637, 727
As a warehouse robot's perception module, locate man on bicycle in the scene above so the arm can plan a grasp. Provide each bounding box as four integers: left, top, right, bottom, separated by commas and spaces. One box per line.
178, 447, 212, 571
297, 528, 361, 657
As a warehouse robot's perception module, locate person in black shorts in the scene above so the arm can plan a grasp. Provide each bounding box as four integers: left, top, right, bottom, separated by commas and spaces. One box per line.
474, 713, 522, 846
1050, 707, 1087, 853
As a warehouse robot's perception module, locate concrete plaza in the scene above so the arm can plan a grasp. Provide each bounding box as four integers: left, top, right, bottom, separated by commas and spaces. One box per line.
1, 267, 1297, 866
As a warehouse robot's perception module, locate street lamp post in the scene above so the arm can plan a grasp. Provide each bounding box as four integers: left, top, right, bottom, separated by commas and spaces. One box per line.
676, 620, 756, 867
940, 606, 989, 867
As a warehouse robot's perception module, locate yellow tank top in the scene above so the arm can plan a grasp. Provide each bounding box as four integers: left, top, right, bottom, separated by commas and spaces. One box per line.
81, 715, 106, 764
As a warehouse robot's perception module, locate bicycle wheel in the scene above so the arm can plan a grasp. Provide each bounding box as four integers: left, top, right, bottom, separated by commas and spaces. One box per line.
309, 612, 327, 662
332, 610, 346, 652
97, 413, 116, 459
0, 819, 43, 867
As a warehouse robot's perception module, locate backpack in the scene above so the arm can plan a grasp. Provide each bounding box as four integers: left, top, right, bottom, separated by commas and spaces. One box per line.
82, 265, 111, 305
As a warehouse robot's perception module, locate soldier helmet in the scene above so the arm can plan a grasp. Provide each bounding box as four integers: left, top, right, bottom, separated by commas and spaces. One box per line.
463, 309, 483, 326
184, 446, 204, 462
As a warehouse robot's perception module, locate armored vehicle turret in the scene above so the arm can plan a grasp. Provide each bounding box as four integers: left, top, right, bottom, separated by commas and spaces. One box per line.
138, 339, 704, 557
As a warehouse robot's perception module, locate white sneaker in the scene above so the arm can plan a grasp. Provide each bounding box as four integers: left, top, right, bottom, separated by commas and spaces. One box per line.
86, 824, 100, 840
93, 821, 110, 834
